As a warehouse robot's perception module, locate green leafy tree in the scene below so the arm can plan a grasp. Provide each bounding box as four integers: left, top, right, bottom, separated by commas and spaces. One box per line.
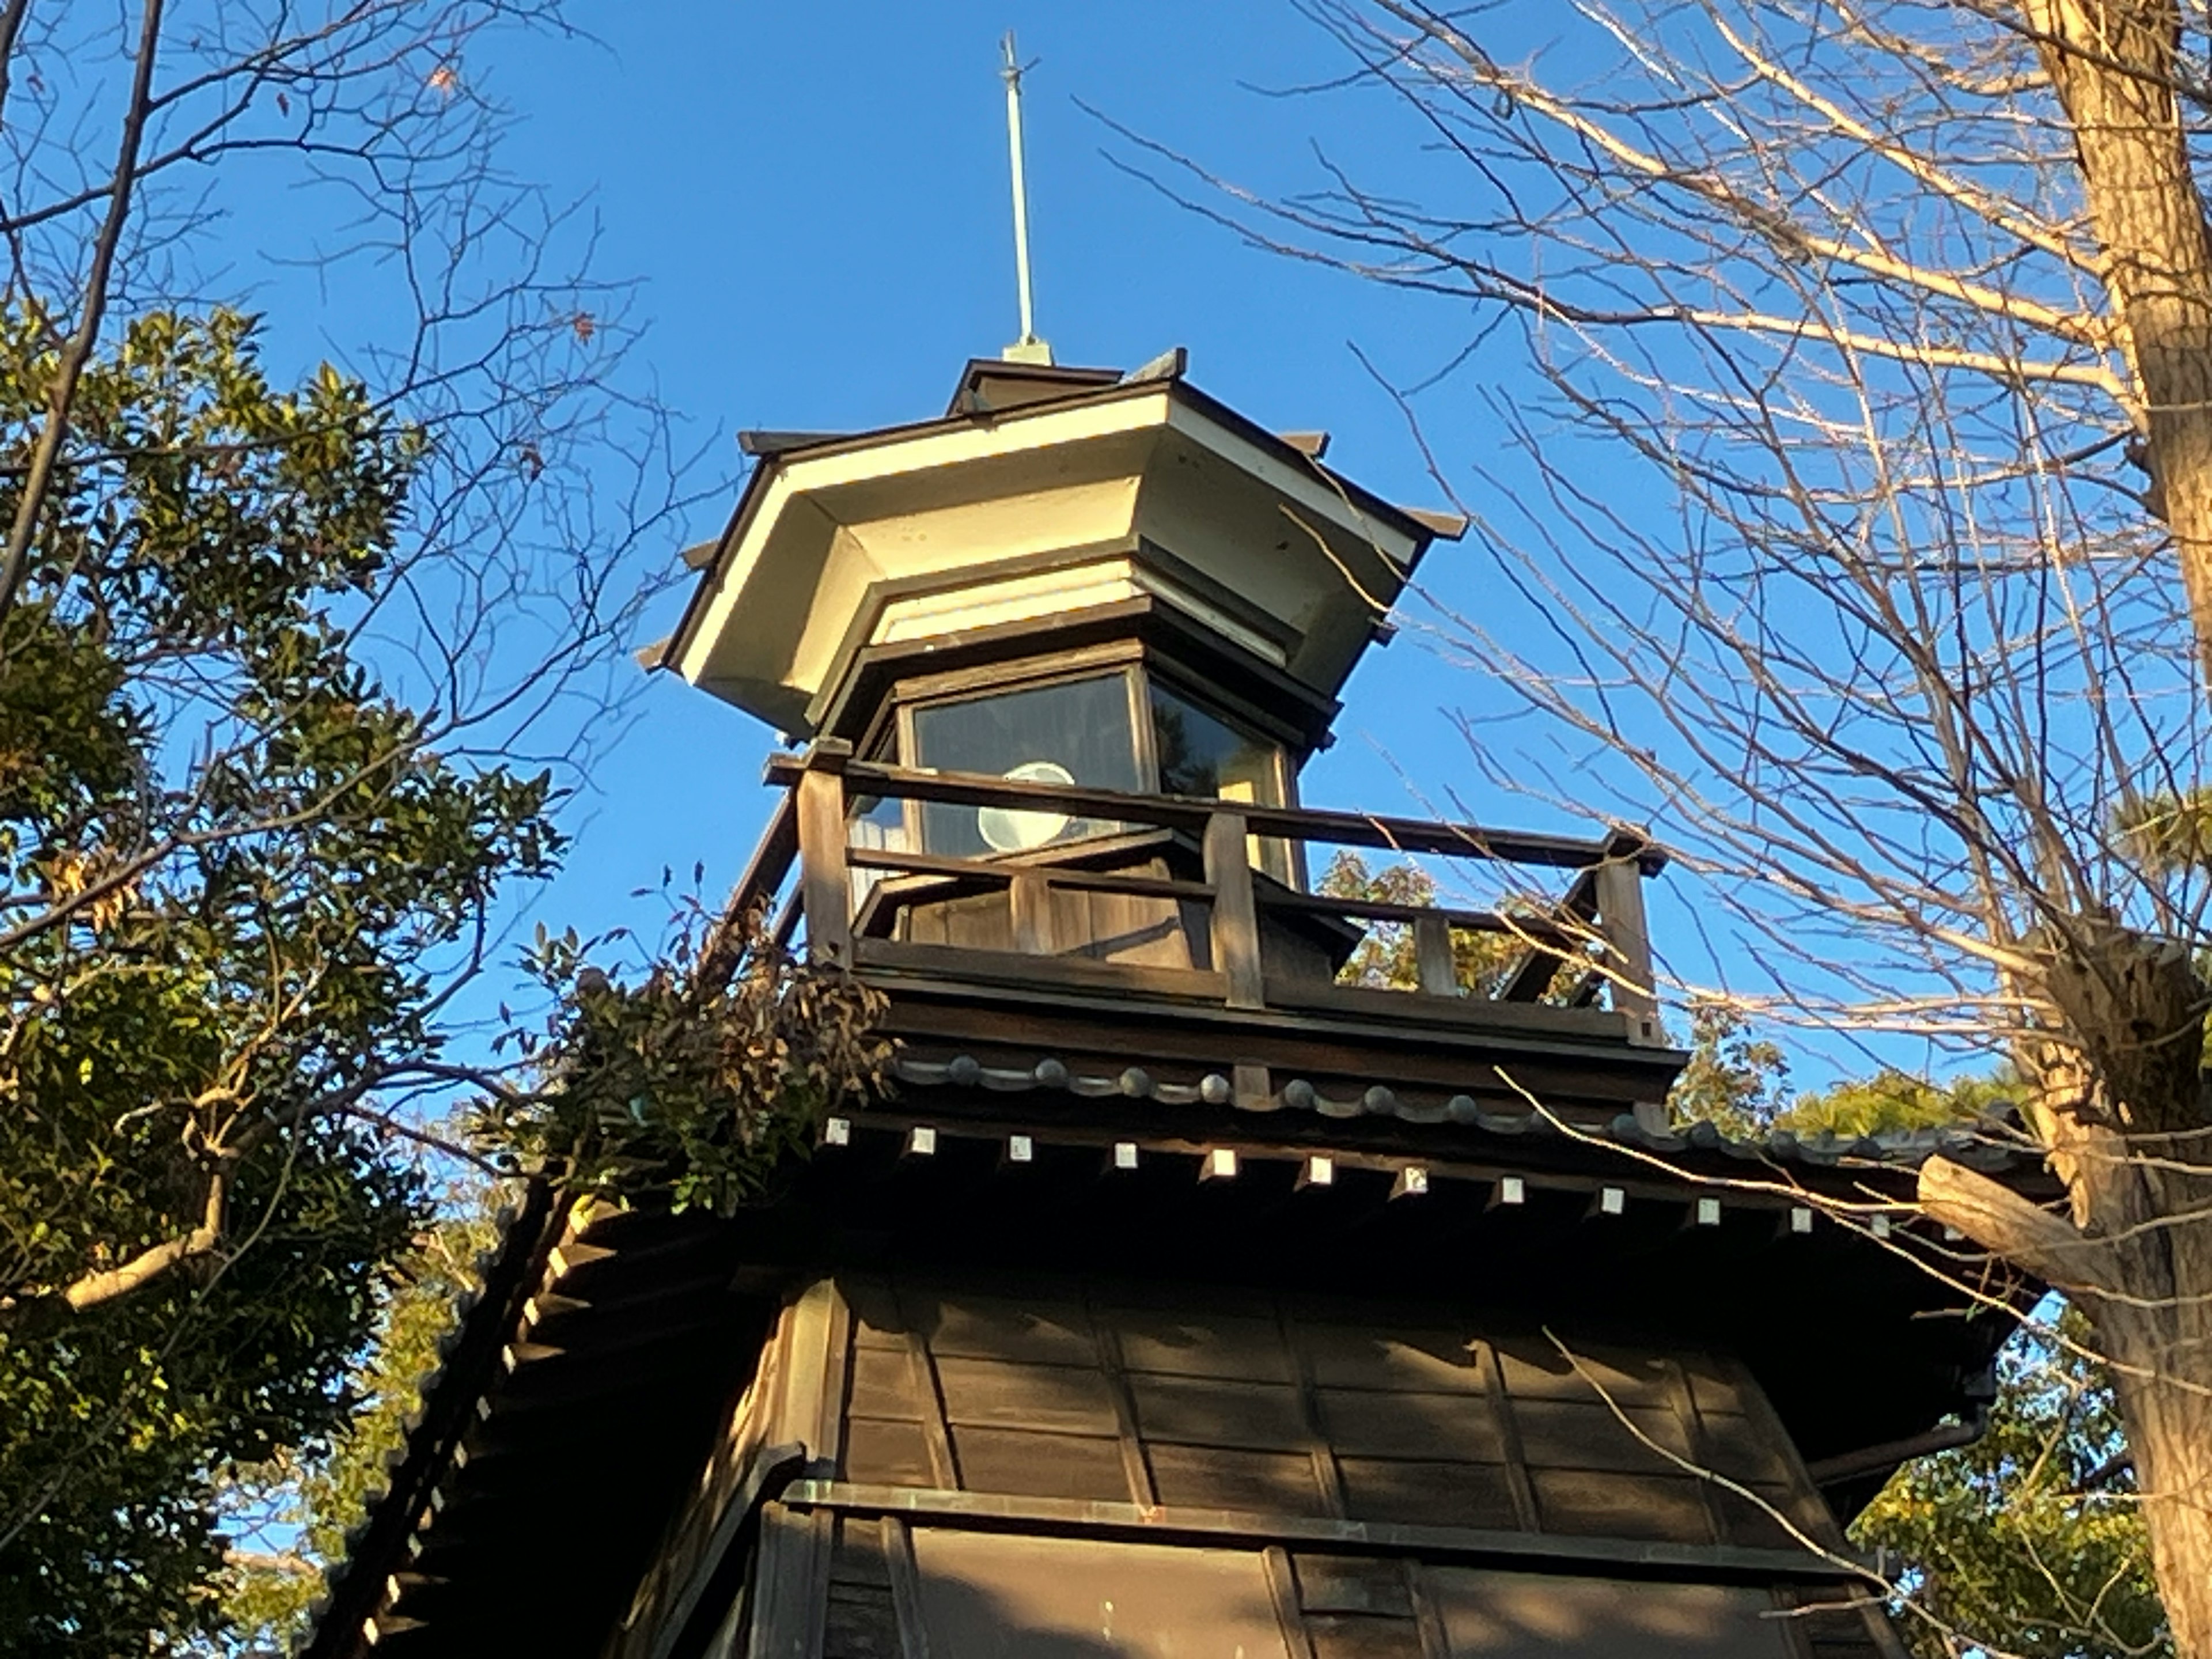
214, 1204, 504, 1652
1855, 1305, 2166, 1659
0, 306, 560, 1653
1319, 849, 1545, 994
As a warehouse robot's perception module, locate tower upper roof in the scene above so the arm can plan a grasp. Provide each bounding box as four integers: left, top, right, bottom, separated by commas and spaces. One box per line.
650, 355, 1465, 737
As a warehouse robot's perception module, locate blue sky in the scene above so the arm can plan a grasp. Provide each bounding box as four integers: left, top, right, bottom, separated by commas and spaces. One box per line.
446, 7, 1566, 953
190, 3, 1896, 1080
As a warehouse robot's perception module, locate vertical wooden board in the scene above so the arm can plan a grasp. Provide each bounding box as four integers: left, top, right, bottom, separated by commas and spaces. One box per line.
1205, 809, 1267, 1009
878, 1518, 931, 1659
828, 1517, 891, 1591
1479, 1342, 1541, 1532
821, 1586, 900, 1659
1088, 1305, 1161, 1509
770, 1280, 843, 1455
823, 1521, 899, 1659
795, 767, 853, 968
900, 1335, 960, 1491
1266, 1544, 1320, 1659
745, 1504, 835, 1659
1279, 1304, 1351, 1521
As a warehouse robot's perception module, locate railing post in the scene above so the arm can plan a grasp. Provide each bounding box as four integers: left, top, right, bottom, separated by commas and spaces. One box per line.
1205, 809, 1266, 1010
1594, 838, 1658, 1043
1413, 914, 1459, 998
1007, 870, 1055, 955
794, 741, 854, 969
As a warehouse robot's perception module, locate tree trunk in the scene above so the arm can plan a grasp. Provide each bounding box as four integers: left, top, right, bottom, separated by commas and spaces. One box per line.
1923, 923, 2212, 1653
2026, 0, 2212, 680
2105, 1304, 2212, 1658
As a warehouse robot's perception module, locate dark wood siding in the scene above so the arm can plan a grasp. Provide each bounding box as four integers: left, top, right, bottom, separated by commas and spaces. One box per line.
832, 1272, 1846, 1556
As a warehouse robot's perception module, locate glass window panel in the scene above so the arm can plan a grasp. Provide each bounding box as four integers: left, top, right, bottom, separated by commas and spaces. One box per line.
1150, 683, 1292, 884
910, 675, 1139, 857
1151, 685, 1282, 805
910, 1529, 1294, 1658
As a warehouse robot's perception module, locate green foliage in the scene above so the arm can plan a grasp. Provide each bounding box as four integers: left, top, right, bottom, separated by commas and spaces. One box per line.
1318, 850, 1534, 995
1780, 1069, 2023, 1139
484, 903, 891, 1215
216, 1203, 505, 1652
0, 306, 560, 1653
1855, 1306, 2167, 1659
1664, 1003, 1793, 1136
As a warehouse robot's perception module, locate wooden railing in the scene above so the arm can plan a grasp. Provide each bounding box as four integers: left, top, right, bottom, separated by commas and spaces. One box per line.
729, 741, 1665, 1041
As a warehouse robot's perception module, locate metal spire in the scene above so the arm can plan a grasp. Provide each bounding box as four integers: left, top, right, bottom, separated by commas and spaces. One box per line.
999, 32, 1052, 365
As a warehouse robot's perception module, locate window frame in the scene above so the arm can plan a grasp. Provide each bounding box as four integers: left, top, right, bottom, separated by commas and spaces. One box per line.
848, 641, 1308, 878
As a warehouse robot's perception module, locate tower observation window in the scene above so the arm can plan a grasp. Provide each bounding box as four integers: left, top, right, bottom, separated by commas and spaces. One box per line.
908, 673, 1141, 856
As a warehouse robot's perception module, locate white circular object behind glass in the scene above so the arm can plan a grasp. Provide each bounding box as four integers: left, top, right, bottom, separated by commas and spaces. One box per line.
978, 759, 1075, 852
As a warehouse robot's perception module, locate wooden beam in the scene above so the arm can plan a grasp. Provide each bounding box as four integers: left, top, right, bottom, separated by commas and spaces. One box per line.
794, 757, 853, 969
764, 755, 1658, 872
1594, 854, 1658, 1043
1006, 871, 1055, 956
774, 1480, 1873, 1583
1414, 914, 1458, 997
1204, 809, 1266, 1011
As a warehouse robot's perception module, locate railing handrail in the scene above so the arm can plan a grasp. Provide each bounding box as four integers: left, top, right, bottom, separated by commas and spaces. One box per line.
735, 743, 1664, 1044
760, 751, 1662, 874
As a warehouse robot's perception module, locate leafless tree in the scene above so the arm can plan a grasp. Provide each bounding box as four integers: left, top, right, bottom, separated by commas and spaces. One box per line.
1127, 0, 2212, 1649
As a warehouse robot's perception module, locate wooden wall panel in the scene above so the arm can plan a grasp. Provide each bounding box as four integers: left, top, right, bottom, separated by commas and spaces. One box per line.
1529, 1468, 1716, 1543
830, 1270, 1842, 1558
1315, 1389, 1507, 1463
947, 1425, 1131, 1502
1128, 1373, 1309, 1449
933, 1355, 1121, 1436
1334, 1457, 1525, 1531
1147, 1443, 1330, 1514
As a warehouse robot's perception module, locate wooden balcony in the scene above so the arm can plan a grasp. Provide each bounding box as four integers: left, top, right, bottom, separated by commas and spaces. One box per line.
731, 743, 1669, 1066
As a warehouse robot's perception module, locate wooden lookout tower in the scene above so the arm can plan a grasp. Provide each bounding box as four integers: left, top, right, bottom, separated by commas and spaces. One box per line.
305, 353, 2037, 1659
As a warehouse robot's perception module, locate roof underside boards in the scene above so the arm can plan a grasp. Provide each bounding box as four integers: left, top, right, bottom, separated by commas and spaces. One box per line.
302, 1204, 773, 1659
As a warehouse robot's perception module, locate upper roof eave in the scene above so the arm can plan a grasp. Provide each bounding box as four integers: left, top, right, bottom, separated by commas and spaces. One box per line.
652, 374, 1464, 684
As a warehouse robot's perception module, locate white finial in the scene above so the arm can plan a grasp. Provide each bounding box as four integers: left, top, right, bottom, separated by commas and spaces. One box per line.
999, 32, 1052, 365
